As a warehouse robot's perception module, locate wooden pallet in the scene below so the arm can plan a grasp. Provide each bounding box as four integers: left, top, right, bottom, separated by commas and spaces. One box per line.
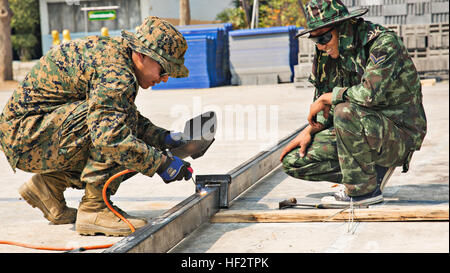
211, 205, 449, 223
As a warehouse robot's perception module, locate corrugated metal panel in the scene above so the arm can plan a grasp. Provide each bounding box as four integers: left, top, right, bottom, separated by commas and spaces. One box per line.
178, 23, 233, 86
153, 23, 233, 90
152, 34, 216, 90
229, 26, 299, 85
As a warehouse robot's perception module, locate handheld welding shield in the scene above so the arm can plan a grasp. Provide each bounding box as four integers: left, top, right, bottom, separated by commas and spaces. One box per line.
169, 111, 217, 159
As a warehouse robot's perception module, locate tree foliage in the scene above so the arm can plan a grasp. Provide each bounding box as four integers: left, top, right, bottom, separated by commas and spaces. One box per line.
10, 0, 40, 61
216, 6, 248, 30
216, 0, 310, 29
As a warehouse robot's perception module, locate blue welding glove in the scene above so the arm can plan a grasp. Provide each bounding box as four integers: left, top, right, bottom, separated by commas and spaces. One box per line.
164, 132, 186, 148
157, 155, 193, 183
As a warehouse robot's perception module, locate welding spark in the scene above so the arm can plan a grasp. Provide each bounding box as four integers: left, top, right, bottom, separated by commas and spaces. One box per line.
196, 185, 208, 196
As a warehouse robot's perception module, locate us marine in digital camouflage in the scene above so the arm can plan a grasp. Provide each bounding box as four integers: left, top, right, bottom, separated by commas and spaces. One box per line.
280, 0, 427, 206
0, 17, 194, 236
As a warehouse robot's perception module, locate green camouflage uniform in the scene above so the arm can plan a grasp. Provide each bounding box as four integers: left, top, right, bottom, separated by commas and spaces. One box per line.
0, 17, 188, 192
282, 0, 427, 196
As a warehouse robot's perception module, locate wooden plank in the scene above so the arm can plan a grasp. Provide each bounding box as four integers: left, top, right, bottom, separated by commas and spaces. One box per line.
210, 205, 449, 223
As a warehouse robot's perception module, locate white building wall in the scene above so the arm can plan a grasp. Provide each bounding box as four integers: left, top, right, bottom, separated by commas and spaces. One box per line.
145, 0, 233, 21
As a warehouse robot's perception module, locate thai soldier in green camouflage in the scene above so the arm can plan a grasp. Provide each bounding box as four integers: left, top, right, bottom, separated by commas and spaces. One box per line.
0, 17, 193, 236
280, 0, 427, 206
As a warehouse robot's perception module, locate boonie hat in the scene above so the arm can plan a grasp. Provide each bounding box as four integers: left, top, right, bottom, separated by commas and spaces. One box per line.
122, 16, 189, 78
296, 0, 368, 38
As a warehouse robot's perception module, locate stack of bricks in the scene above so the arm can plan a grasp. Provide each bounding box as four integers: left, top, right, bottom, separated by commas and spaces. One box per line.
294, 22, 449, 87
402, 23, 449, 79
344, 0, 449, 25
294, 37, 315, 88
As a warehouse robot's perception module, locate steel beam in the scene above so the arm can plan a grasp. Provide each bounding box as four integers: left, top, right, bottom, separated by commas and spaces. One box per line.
104, 188, 220, 253
104, 125, 306, 253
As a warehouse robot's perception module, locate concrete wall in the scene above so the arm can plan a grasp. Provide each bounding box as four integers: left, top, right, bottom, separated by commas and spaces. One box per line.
146, 0, 233, 21
38, 0, 234, 55
39, 0, 142, 34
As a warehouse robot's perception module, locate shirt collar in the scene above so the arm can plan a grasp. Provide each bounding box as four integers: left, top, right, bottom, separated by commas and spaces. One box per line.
337, 19, 385, 74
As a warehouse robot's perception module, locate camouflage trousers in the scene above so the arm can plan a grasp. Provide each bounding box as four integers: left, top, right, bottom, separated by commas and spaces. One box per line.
282, 102, 411, 196
15, 101, 136, 194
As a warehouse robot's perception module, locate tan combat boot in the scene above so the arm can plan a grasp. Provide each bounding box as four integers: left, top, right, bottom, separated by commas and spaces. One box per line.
76, 183, 147, 236
19, 173, 77, 224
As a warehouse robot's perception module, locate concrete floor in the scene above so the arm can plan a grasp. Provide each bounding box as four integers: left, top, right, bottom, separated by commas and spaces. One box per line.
0, 82, 448, 253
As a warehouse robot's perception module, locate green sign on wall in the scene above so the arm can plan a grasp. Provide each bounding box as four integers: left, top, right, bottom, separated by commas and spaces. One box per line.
88, 10, 117, 21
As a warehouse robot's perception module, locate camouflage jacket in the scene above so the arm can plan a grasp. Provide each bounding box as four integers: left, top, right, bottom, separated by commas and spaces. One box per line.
309, 18, 427, 151
0, 36, 169, 175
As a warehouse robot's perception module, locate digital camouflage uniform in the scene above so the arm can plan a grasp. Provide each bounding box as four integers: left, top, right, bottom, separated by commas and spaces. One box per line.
0, 35, 167, 188
0, 17, 189, 234
282, 0, 427, 196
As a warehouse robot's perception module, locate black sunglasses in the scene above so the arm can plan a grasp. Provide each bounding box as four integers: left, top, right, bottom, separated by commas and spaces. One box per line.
159, 66, 168, 77
156, 61, 168, 77
160, 70, 168, 77
308, 28, 334, 45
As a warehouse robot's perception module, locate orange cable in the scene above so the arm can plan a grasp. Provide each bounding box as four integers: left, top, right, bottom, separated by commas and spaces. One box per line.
0, 169, 136, 251
102, 169, 136, 233
0, 240, 113, 251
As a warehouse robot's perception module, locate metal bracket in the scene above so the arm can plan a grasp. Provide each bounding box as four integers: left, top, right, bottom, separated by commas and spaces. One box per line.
195, 175, 231, 208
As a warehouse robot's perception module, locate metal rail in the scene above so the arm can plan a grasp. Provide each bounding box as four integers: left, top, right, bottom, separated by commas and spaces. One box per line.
104, 125, 306, 253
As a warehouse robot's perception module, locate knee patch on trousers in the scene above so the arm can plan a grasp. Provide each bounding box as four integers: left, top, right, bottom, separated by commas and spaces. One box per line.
333, 102, 355, 124
334, 102, 386, 154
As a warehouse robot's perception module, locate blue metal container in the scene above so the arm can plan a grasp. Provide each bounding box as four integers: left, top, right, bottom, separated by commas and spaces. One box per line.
152, 34, 217, 90
153, 23, 233, 90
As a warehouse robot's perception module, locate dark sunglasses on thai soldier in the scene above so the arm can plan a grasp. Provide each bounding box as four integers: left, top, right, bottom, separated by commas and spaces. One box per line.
308, 28, 334, 45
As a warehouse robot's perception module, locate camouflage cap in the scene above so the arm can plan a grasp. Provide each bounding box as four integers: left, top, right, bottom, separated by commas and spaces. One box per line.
122, 16, 189, 78
296, 0, 368, 38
